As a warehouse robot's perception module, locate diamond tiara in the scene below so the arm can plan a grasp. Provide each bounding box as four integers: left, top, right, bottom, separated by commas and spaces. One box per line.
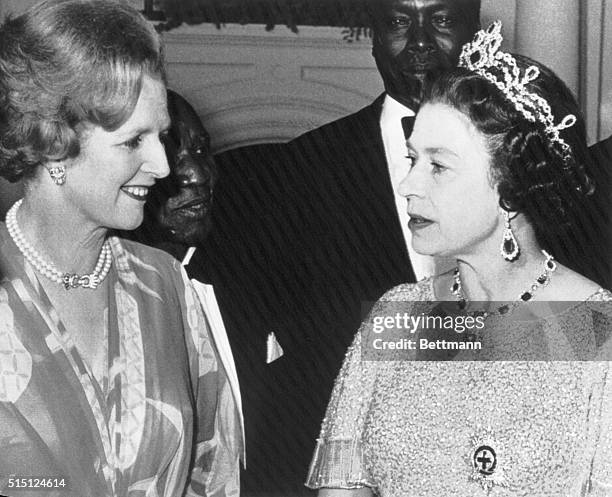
458, 21, 577, 162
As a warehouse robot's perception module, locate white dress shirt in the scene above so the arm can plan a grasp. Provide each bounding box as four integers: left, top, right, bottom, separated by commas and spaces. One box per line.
380, 94, 437, 281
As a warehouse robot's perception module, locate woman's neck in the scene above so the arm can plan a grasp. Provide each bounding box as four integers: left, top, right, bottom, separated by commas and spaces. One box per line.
452, 214, 549, 302
16, 194, 107, 274
456, 245, 547, 302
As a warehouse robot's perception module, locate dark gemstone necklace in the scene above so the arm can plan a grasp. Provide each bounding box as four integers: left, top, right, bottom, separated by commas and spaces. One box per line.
450, 250, 557, 318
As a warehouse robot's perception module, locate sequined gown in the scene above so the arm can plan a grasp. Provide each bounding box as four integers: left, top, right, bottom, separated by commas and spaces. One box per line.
306, 279, 612, 496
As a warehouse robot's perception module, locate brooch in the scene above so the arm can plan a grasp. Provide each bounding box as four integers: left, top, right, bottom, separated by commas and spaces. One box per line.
467, 431, 509, 493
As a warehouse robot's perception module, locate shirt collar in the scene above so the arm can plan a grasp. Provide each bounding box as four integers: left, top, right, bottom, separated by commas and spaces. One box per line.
380, 94, 415, 131
181, 246, 197, 266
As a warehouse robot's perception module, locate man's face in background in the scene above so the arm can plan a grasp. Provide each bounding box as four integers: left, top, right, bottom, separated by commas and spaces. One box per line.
148, 90, 217, 247
371, 0, 480, 109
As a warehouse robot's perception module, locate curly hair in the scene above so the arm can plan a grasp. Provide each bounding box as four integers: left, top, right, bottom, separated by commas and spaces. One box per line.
0, 0, 165, 182
423, 55, 598, 267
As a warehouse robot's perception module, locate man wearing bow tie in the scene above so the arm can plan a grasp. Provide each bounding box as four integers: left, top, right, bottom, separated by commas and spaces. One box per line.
586, 135, 612, 289
204, 1, 481, 494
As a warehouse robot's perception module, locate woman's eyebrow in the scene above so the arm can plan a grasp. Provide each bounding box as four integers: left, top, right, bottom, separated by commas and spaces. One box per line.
424, 146, 460, 159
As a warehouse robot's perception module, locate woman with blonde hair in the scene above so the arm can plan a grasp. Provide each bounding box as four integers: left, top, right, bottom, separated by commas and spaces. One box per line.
0, 1, 240, 495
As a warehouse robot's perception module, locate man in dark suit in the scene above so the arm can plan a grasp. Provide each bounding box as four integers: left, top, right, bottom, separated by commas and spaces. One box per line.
203, 1, 481, 495
587, 136, 612, 289
591, 135, 612, 159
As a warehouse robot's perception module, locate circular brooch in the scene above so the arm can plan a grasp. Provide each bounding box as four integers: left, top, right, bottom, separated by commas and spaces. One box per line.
473, 445, 497, 476
467, 432, 509, 493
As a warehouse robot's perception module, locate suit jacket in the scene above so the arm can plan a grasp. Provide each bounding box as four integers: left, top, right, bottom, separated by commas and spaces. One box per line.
586, 136, 612, 289
199, 95, 416, 495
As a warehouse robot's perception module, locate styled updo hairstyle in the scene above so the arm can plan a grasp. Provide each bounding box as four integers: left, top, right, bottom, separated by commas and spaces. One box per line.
0, 0, 165, 182
423, 55, 603, 280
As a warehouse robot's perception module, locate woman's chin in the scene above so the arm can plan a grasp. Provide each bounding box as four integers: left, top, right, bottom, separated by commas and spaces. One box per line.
411, 243, 439, 257
114, 213, 145, 232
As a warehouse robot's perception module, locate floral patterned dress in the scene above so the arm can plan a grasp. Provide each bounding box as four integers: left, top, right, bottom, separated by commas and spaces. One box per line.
0, 224, 241, 496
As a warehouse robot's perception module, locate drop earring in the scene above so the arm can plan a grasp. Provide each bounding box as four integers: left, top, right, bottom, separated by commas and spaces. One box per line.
500, 209, 520, 261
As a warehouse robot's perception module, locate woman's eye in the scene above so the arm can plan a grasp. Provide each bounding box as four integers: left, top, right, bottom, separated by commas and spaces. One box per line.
123, 135, 143, 151
432, 162, 447, 174
405, 155, 416, 168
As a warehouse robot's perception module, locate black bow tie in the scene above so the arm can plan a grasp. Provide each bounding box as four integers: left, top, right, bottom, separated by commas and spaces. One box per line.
401, 115, 416, 141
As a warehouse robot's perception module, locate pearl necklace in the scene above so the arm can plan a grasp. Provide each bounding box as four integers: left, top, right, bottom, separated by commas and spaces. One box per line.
6, 199, 112, 290
450, 250, 557, 317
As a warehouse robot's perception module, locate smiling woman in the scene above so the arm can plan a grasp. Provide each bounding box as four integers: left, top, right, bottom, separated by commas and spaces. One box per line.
0, 1, 240, 496
60, 75, 171, 232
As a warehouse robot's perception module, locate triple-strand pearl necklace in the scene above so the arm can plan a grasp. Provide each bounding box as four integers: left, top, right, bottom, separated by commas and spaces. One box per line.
450, 249, 557, 318
6, 199, 112, 290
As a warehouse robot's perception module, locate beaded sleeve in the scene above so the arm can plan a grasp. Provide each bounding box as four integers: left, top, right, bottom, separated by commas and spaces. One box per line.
305, 322, 378, 490
588, 290, 612, 495
305, 280, 434, 491
587, 365, 612, 495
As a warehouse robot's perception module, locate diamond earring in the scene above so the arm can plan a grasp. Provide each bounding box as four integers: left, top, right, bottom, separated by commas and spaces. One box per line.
48, 165, 66, 186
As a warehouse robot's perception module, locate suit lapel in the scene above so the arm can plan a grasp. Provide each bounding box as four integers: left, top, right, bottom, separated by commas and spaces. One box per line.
341, 95, 416, 284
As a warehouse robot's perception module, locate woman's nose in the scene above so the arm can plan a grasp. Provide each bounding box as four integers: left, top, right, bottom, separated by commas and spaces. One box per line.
144, 138, 170, 179
397, 162, 426, 198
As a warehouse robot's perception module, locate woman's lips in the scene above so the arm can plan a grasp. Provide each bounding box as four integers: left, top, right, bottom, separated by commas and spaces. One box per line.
408, 214, 434, 230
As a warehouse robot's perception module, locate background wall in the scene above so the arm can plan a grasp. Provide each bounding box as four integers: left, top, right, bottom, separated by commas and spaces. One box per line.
159, 0, 522, 152
0, 0, 610, 153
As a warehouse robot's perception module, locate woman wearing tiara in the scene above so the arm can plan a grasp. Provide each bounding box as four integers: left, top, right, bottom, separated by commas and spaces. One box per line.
306, 22, 612, 496
0, 1, 240, 495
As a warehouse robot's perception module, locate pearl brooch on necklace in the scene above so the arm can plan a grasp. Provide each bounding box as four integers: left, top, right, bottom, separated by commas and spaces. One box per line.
6, 199, 112, 290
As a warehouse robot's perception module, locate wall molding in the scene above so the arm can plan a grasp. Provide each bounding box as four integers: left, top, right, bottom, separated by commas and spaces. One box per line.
163, 23, 381, 152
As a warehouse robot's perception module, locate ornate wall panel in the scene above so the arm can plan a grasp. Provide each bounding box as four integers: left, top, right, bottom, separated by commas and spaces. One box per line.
162, 25, 381, 152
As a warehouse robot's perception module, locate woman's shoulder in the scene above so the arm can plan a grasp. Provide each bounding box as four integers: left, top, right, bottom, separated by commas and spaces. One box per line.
538, 264, 608, 301
586, 288, 612, 302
